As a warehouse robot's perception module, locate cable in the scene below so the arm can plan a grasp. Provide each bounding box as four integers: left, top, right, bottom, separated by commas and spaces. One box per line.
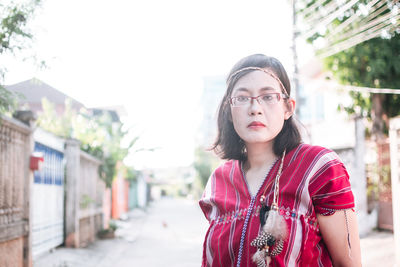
318, 18, 399, 57
326, 0, 385, 41
326, 10, 394, 46
302, 0, 360, 39
339, 84, 400, 94
298, 0, 330, 20
302, 0, 341, 25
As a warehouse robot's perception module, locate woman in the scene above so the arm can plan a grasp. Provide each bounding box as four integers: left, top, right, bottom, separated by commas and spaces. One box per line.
199, 54, 361, 267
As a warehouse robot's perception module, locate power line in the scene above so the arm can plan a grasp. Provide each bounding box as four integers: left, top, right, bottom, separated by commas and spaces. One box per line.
326, 0, 385, 41
318, 15, 399, 58
297, 0, 399, 57
339, 84, 400, 94
298, 0, 329, 21
302, 0, 360, 39
302, 0, 342, 26
325, 10, 395, 47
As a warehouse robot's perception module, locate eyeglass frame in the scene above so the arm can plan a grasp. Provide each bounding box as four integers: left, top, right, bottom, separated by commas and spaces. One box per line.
229, 92, 289, 107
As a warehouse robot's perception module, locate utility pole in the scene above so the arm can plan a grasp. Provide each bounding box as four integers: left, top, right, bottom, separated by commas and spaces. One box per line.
292, 0, 301, 118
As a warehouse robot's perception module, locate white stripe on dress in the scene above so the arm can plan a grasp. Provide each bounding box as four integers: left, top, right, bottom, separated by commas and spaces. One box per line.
288, 150, 338, 266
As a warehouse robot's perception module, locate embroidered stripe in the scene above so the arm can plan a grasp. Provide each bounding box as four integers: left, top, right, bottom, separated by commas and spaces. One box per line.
228, 164, 238, 266
199, 144, 356, 267
236, 196, 256, 267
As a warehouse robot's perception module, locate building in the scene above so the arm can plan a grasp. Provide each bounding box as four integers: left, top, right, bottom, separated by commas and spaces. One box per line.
297, 58, 356, 149
197, 75, 226, 147
6, 78, 84, 115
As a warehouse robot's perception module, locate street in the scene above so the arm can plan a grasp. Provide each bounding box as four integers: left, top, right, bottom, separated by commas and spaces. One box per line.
34, 197, 395, 267
34, 197, 209, 267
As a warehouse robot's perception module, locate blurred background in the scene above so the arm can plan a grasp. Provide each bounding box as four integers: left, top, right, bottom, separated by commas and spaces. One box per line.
0, 0, 399, 266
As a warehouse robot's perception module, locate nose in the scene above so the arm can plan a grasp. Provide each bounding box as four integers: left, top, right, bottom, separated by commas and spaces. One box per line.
249, 97, 263, 115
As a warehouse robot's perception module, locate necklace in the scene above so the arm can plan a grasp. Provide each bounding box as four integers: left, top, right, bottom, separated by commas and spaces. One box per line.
250, 149, 287, 267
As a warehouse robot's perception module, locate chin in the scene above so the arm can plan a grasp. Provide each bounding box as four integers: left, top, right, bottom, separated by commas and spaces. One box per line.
243, 138, 274, 145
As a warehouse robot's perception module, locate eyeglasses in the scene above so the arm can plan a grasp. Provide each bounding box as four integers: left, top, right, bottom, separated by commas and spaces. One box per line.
229, 93, 288, 107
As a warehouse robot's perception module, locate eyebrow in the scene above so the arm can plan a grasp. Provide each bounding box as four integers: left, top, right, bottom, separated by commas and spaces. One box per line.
233, 86, 277, 93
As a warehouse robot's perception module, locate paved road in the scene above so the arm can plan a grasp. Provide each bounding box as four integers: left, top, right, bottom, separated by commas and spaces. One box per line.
34, 197, 395, 267
111, 197, 209, 267
34, 197, 209, 267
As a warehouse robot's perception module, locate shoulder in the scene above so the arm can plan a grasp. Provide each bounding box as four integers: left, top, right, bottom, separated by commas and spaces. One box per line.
286, 144, 346, 182
212, 159, 239, 177
289, 143, 341, 163
202, 160, 239, 193
199, 159, 239, 221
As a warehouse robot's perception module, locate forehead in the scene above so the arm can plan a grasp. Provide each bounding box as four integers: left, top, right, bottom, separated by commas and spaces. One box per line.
232, 70, 281, 94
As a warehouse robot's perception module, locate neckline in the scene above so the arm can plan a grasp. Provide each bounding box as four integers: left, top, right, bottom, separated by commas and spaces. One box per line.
239, 158, 279, 199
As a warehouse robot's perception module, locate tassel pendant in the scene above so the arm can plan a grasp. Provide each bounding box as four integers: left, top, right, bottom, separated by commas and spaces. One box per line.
251, 149, 287, 266
251, 204, 287, 266
252, 249, 267, 267
259, 204, 270, 227
263, 205, 288, 240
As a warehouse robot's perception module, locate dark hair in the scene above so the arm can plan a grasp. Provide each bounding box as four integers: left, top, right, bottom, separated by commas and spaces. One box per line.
212, 54, 302, 161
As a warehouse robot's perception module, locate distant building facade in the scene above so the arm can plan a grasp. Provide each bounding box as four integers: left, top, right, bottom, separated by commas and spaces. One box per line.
6, 78, 85, 115
298, 59, 355, 149
6, 78, 126, 122
198, 76, 226, 147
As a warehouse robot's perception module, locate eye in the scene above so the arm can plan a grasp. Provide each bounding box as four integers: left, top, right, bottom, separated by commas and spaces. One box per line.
261, 94, 274, 101
236, 96, 249, 102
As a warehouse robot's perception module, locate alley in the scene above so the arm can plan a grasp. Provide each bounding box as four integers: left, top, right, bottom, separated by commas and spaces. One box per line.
110, 197, 209, 267
34, 197, 209, 267
34, 197, 395, 267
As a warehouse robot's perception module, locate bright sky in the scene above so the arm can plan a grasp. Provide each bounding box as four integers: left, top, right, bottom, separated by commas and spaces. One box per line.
4, 0, 313, 169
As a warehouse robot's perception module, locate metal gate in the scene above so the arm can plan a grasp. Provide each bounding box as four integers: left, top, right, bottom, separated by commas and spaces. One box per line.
32, 142, 65, 258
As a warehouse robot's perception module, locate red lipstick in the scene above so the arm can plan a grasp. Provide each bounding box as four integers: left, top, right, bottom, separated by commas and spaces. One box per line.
248, 121, 266, 128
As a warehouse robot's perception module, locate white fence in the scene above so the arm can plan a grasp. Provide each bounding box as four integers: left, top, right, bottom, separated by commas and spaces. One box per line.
31, 129, 65, 258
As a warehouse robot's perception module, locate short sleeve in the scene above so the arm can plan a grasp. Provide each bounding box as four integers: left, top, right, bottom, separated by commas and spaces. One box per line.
198, 172, 217, 222
309, 153, 355, 216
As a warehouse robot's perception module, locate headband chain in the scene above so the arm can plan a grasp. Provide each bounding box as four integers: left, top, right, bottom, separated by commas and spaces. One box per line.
227, 66, 289, 96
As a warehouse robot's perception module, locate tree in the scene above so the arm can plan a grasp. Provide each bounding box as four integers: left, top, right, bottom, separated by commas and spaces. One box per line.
324, 34, 400, 138
37, 98, 140, 188
0, 0, 41, 115
297, 0, 400, 139
193, 146, 220, 189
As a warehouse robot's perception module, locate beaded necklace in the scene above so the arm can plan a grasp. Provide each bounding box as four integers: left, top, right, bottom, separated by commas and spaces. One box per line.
250, 149, 287, 267
236, 157, 278, 267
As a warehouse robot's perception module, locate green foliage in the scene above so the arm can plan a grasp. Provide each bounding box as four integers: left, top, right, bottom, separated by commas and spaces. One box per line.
324, 35, 400, 89
37, 98, 76, 137
80, 194, 95, 209
0, 0, 41, 54
297, 0, 400, 137
326, 35, 400, 121
108, 220, 117, 231
337, 91, 371, 118
193, 147, 219, 189
125, 166, 139, 181
37, 98, 140, 188
0, 0, 41, 115
0, 85, 19, 115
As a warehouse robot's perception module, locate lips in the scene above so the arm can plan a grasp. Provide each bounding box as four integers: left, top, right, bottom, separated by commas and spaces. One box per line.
248, 121, 266, 128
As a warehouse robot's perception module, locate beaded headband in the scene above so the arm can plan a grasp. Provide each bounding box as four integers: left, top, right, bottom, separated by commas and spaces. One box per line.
227, 66, 289, 97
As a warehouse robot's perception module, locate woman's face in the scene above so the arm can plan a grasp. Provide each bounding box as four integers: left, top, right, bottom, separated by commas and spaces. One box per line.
230, 69, 294, 147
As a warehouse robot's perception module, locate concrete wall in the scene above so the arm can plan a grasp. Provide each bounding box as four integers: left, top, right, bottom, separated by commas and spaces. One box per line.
65, 140, 104, 248
0, 116, 33, 267
334, 118, 375, 237
389, 117, 400, 266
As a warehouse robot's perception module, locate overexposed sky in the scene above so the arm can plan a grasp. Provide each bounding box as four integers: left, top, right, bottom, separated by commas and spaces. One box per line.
4, 0, 313, 169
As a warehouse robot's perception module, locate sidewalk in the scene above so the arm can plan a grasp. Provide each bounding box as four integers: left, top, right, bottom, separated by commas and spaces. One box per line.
34, 198, 207, 267
33, 208, 147, 267
361, 230, 395, 267
34, 198, 396, 267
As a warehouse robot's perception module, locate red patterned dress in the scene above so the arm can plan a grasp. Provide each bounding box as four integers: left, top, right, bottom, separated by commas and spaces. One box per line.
199, 144, 355, 267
